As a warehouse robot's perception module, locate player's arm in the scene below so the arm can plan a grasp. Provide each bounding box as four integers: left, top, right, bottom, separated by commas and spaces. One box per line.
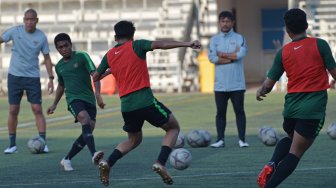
256, 49, 284, 101
46, 83, 64, 115
93, 53, 110, 82
256, 78, 277, 101
317, 39, 336, 81
43, 53, 54, 94
151, 40, 201, 50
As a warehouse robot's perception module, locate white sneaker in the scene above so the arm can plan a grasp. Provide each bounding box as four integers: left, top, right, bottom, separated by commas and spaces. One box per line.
43, 145, 49, 153
60, 158, 74, 171
4, 146, 18, 154
210, 140, 225, 148
239, 140, 249, 148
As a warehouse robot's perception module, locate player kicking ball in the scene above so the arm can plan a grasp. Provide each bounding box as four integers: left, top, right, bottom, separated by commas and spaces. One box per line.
47, 33, 106, 171
93, 20, 201, 186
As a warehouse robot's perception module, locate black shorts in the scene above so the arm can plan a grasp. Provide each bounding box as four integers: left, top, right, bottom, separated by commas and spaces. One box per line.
68, 99, 97, 123
122, 99, 172, 133
7, 74, 42, 104
283, 117, 325, 139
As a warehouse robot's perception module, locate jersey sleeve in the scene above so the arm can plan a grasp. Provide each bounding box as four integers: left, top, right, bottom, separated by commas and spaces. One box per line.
97, 53, 110, 75
132, 39, 153, 59
40, 33, 50, 55
81, 52, 96, 73
317, 38, 336, 70
267, 49, 285, 81
1, 26, 15, 42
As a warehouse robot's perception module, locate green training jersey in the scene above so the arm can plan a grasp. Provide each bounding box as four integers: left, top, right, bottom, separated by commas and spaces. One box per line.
55, 51, 96, 106
268, 37, 336, 119
97, 40, 154, 112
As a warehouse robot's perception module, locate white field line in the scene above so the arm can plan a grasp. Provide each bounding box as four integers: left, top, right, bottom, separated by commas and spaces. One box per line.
0, 95, 191, 131
0, 166, 335, 187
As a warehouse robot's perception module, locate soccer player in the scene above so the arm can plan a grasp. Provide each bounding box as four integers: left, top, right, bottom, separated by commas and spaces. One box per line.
92, 20, 201, 186
0, 8, 54, 154
47, 33, 106, 171
256, 8, 336, 188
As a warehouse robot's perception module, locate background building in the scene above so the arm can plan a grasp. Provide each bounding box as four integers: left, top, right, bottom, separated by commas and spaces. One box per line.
0, 0, 335, 94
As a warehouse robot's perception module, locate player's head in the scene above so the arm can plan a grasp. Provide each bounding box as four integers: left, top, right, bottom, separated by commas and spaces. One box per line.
114, 20, 136, 41
23, 8, 38, 33
284, 8, 308, 35
218, 11, 235, 33
54, 33, 73, 59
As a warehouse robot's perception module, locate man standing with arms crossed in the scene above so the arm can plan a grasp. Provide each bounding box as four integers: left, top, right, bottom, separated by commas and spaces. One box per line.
208, 11, 249, 148
0, 8, 54, 154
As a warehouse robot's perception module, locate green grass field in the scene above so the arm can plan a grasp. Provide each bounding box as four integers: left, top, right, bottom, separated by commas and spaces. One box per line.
0, 91, 336, 188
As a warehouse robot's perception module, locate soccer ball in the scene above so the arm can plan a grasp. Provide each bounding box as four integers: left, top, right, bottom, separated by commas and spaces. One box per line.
174, 132, 185, 148
169, 148, 192, 170
327, 122, 336, 139
186, 129, 211, 147
27, 136, 46, 154
258, 126, 279, 146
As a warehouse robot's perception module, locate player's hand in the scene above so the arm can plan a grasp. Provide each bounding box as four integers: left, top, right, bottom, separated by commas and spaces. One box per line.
256, 88, 267, 101
190, 40, 201, 49
48, 80, 54, 94
96, 94, 106, 109
46, 105, 56, 115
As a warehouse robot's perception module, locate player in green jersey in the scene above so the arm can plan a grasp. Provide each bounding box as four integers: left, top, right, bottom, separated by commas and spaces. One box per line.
256, 8, 336, 188
47, 33, 107, 171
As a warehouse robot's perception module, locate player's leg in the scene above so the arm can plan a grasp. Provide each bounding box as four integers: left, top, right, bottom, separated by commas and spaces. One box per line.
265, 119, 321, 188
257, 118, 294, 187
99, 111, 144, 186
211, 91, 229, 147
26, 76, 48, 152
230, 90, 248, 147
145, 99, 178, 185
4, 74, 23, 154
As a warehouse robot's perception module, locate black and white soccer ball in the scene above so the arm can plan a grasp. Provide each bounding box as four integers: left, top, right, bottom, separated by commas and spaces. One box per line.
169, 148, 192, 170
27, 136, 46, 154
174, 132, 185, 148
258, 126, 279, 146
186, 129, 211, 147
327, 122, 336, 139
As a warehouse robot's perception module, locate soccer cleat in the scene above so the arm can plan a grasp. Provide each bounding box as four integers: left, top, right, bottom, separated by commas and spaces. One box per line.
98, 160, 110, 186
4, 146, 18, 154
238, 140, 249, 148
60, 158, 74, 171
257, 162, 275, 188
210, 140, 225, 148
152, 163, 173, 185
92, 151, 104, 165
43, 145, 49, 153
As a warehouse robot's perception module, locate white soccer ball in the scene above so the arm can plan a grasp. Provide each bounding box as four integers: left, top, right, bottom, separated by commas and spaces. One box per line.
27, 136, 46, 154
169, 148, 192, 170
327, 122, 336, 139
258, 126, 279, 146
174, 132, 185, 148
186, 129, 211, 147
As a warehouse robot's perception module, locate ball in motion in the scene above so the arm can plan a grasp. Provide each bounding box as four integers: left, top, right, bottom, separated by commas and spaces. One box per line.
169, 148, 192, 170
187, 129, 211, 147
27, 136, 46, 154
327, 122, 336, 139
258, 126, 279, 146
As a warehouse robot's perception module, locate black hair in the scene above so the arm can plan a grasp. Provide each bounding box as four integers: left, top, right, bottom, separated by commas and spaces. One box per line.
284, 8, 308, 34
24, 8, 37, 17
114, 20, 136, 40
54, 33, 72, 47
218, 11, 235, 21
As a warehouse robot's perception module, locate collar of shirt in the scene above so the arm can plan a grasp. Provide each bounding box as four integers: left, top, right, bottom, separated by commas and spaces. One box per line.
219, 28, 234, 37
